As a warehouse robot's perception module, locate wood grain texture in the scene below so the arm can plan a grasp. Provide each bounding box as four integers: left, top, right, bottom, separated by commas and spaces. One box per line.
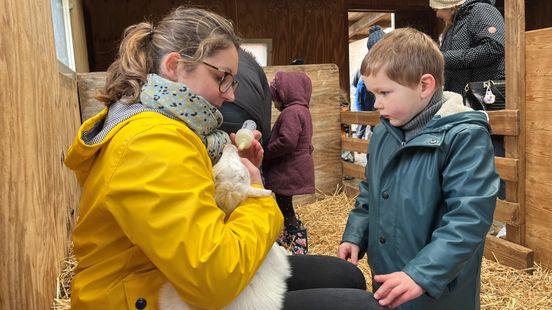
81, 0, 440, 99
524, 27, 552, 268
504, 0, 526, 247
484, 235, 534, 270
0, 0, 81, 308
494, 199, 520, 226
341, 136, 369, 153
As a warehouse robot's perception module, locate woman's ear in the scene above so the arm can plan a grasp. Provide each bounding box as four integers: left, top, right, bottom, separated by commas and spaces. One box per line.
420, 73, 437, 100
159, 52, 182, 82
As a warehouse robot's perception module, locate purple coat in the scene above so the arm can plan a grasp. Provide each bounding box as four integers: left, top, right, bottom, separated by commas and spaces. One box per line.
263, 71, 315, 196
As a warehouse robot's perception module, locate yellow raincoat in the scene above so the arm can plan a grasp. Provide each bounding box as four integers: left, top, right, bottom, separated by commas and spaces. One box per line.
65, 109, 283, 309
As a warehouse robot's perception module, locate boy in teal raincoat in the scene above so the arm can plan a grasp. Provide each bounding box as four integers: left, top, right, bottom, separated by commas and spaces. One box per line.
338, 28, 499, 309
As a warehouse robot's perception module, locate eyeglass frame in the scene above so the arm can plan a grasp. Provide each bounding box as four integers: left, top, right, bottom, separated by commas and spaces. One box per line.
200, 61, 239, 93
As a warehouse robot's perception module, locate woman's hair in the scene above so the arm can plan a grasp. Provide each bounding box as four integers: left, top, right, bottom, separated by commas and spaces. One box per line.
97, 6, 241, 105
360, 27, 444, 89
440, 6, 462, 37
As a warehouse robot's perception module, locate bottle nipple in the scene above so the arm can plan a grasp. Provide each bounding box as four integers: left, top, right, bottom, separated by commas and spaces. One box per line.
235, 120, 256, 150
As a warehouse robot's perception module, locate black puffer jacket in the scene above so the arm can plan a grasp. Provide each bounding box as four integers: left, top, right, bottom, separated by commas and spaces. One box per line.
441, 0, 505, 94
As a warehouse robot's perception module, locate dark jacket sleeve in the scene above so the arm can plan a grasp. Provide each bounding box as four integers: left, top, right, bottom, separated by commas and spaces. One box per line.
402, 125, 499, 298
444, 4, 505, 70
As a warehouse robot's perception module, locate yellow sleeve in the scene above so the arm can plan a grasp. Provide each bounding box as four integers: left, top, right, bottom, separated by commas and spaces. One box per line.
104, 122, 283, 308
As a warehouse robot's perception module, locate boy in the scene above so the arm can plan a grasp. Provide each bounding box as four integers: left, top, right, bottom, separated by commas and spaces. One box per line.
338, 28, 499, 309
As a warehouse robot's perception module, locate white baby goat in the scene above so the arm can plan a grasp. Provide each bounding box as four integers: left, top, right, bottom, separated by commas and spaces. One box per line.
159, 144, 291, 310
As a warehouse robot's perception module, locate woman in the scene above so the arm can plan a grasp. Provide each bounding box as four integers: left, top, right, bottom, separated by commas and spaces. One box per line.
431, 0, 505, 94
65, 6, 382, 309
431, 0, 506, 199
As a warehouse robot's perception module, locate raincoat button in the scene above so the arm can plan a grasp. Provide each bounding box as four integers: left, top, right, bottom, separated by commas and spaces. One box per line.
379, 236, 386, 244
382, 191, 389, 199
135, 298, 147, 309
429, 139, 437, 144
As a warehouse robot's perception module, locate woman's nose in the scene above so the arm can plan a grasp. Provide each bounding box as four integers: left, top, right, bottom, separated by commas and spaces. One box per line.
221, 88, 236, 102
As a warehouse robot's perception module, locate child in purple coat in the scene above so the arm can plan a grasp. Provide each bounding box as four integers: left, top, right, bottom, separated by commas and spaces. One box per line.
263, 71, 315, 255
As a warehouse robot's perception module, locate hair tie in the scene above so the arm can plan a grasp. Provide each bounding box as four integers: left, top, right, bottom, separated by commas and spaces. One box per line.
147, 26, 155, 40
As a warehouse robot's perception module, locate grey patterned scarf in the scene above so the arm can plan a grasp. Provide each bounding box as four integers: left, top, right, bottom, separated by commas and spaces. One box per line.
140, 74, 230, 164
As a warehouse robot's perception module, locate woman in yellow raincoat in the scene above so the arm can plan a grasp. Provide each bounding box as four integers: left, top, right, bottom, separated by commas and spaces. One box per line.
65, 6, 380, 310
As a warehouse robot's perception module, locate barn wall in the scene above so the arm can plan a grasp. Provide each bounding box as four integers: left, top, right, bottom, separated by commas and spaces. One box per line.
0, 0, 81, 309
524, 27, 552, 268
81, 0, 437, 95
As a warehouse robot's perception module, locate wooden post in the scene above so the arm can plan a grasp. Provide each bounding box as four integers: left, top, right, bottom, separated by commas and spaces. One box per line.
504, 0, 526, 245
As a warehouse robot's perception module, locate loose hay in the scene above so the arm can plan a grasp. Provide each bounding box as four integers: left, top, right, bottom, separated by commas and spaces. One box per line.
53, 191, 552, 309
296, 191, 552, 310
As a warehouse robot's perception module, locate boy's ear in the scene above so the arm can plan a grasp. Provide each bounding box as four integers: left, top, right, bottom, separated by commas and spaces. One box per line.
420, 73, 437, 100
159, 52, 182, 82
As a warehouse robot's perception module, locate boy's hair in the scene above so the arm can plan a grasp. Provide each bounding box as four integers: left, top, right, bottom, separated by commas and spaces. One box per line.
360, 27, 444, 89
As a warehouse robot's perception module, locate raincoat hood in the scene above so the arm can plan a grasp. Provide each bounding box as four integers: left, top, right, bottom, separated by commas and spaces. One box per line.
269, 71, 312, 109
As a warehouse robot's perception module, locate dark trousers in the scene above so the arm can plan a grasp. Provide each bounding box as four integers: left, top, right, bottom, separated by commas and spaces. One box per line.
275, 194, 296, 226
284, 255, 385, 309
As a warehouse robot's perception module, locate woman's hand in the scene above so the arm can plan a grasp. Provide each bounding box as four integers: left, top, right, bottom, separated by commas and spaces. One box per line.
230, 130, 264, 167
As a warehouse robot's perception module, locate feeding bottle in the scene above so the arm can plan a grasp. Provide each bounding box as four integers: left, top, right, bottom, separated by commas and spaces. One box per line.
235, 120, 256, 150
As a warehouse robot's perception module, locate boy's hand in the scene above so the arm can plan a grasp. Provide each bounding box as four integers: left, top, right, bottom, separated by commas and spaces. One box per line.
337, 242, 360, 265
373, 271, 425, 309
230, 130, 264, 167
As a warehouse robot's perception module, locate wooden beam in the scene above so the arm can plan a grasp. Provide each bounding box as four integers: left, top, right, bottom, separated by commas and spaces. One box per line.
495, 157, 518, 182
484, 235, 533, 270
342, 136, 369, 153
342, 161, 366, 179
342, 178, 361, 198
504, 0, 526, 245
487, 109, 519, 136
340, 111, 380, 126
494, 199, 520, 226
349, 13, 387, 38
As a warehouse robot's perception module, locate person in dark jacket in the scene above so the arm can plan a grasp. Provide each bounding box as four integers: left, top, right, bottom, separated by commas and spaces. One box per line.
219, 48, 272, 149
263, 71, 314, 255
431, 0, 505, 94
431, 0, 506, 198
338, 28, 499, 309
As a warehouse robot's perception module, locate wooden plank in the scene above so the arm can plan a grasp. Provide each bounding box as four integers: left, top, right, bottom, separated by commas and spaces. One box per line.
504, 0, 526, 246
494, 199, 520, 226
495, 157, 518, 182
1, 1, 82, 308
487, 109, 519, 136
342, 178, 361, 198
70, 0, 89, 72
349, 13, 387, 38
484, 235, 534, 270
340, 111, 380, 126
525, 27, 552, 268
77, 72, 108, 122
342, 161, 366, 179
342, 136, 369, 153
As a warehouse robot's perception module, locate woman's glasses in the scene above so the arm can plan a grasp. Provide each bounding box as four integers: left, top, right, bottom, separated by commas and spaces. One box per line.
201, 61, 239, 93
